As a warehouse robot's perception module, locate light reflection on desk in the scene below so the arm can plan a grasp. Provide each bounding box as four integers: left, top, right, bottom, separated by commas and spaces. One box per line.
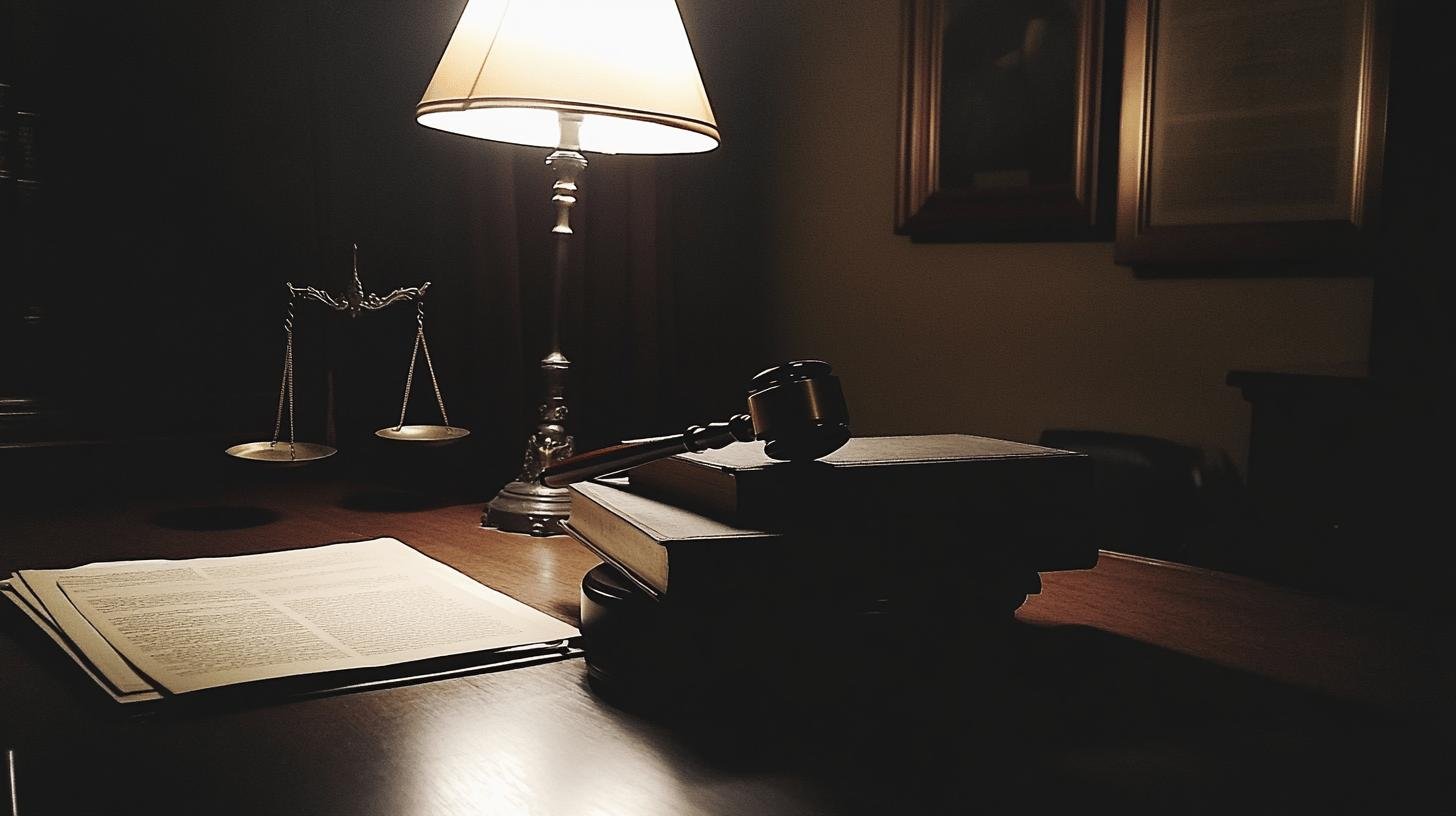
392, 663, 817, 816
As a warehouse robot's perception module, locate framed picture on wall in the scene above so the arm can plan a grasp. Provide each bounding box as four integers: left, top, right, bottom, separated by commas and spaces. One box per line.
1115, 0, 1389, 272
896, 0, 1118, 242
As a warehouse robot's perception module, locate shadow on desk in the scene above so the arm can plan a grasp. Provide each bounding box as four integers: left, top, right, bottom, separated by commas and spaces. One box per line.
149, 506, 283, 531
2, 613, 1450, 815
591, 618, 1450, 814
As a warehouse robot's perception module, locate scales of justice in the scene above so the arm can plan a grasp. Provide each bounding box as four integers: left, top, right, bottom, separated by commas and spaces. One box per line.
225, 245, 470, 465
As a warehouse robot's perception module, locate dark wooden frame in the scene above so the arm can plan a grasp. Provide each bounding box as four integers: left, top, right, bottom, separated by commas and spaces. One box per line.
896, 0, 1115, 242
1115, 0, 1390, 273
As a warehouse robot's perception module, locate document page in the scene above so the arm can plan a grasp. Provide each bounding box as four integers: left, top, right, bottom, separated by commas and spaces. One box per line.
16, 561, 169, 694
0, 581, 164, 703
55, 538, 579, 694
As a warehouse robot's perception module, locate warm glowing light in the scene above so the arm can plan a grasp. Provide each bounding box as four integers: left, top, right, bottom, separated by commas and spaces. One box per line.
417, 0, 719, 155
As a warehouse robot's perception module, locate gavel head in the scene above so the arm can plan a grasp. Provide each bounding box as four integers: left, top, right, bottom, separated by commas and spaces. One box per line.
745, 360, 851, 461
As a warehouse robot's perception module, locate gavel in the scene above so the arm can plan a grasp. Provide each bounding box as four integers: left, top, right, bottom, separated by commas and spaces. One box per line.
539, 360, 851, 488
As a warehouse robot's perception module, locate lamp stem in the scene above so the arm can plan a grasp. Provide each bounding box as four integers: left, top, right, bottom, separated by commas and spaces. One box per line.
483, 116, 589, 535
545, 148, 582, 360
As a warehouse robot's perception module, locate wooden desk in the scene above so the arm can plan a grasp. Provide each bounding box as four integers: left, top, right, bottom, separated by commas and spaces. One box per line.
2, 478, 1452, 814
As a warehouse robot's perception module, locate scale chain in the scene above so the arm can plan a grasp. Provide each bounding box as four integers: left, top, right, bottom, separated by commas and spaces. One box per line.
397, 329, 422, 431
396, 299, 450, 430
286, 332, 296, 457
419, 330, 449, 427
272, 296, 298, 458
271, 338, 288, 447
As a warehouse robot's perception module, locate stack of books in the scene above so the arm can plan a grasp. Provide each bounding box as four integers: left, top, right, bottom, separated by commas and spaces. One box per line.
562, 434, 1097, 613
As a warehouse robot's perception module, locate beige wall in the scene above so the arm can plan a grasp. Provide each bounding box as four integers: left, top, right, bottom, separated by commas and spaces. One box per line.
756, 0, 1372, 469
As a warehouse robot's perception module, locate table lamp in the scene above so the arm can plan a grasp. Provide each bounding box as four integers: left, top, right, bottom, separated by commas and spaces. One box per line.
416, 0, 719, 535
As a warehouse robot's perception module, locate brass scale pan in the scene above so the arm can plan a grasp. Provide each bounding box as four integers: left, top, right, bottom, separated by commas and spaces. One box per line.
227, 426, 469, 466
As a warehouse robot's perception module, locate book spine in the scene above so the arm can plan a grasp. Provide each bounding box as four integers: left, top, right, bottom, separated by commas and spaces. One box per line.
562, 523, 666, 602
1, 78, 12, 266
0, 0, 50, 441
0, 0, 15, 297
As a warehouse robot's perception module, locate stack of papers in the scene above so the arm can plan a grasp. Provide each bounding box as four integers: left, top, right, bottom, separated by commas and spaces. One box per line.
0, 538, 580, 703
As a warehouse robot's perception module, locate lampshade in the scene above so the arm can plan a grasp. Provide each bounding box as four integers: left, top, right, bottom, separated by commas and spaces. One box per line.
417, 0, 719, 155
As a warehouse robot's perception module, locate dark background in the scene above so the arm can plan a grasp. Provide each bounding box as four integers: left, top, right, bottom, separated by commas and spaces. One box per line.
2, 0, 1454, 608
0, 0, 780, 497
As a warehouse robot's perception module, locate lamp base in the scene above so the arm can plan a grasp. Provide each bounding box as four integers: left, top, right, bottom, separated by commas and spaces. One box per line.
481, 138, 585, 539
482, 479, 571, 536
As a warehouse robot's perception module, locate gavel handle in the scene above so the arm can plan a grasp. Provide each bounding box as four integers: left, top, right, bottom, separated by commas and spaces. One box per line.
540, 415, 755, 488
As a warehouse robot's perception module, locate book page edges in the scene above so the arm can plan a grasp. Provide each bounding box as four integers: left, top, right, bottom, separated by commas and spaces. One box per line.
660, 435, 1083, 471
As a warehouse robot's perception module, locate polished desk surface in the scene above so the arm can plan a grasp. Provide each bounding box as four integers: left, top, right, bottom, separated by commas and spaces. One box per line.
2, 478, 1453, 814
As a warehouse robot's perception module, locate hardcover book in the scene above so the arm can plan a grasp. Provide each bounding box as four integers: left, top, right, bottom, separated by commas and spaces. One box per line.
563, 479, 804, 601
565, 463, 1095, 604
628, 434, 1093, 545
